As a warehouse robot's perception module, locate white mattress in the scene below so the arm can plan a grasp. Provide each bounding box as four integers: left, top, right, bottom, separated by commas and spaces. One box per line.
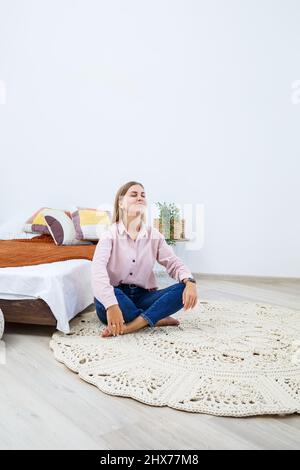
0, 293, 37, 299
0, 259, 94, 333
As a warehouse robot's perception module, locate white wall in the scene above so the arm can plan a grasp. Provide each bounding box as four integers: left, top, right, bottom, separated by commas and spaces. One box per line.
0, 0, 300, 277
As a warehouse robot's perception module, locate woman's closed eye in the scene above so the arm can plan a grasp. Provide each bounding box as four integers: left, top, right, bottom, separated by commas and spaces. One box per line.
130, 194, 145, 199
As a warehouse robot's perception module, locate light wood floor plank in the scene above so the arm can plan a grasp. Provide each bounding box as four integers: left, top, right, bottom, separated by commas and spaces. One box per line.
1, 275, 299, 450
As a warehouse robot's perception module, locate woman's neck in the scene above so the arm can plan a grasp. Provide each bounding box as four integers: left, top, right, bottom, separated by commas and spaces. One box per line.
122, 215, 142, 234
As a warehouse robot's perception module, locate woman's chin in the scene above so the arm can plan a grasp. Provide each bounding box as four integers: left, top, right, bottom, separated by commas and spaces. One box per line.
131, 207, 145, 215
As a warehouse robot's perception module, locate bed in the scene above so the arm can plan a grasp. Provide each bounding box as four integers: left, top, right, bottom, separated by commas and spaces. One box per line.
0, 259, 94, 332
0, 233, 96, 333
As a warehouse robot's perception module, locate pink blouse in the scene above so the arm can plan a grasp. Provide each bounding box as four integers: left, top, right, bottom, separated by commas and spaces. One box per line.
91, 220, 193, 309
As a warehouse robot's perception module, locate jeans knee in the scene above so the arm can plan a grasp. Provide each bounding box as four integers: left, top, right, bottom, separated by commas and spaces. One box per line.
174, 282, 185, 291
173, 283, 185, 306
94, 297, 107, 324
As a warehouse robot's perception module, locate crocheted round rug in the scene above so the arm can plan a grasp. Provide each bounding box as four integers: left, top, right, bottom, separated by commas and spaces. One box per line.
50, 300, 300, 417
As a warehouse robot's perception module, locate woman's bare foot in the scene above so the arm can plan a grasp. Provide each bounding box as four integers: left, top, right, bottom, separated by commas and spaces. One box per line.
101, 327, 113, 337
101, 322, 139, 338
101, 315, 179, 338
155, 316, 180, 327
101, 315, 147, 338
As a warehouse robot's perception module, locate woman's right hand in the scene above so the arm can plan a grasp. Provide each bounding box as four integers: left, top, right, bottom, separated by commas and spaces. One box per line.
106, 304, 125, 336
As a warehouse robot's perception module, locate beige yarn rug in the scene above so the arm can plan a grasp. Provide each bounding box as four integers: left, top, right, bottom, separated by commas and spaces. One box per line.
50, 300, 300, 417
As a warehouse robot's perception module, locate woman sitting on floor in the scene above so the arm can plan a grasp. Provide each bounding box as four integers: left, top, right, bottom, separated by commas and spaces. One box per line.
92, 180, 198, 337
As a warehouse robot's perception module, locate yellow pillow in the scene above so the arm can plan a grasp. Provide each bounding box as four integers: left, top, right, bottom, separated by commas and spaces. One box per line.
71, 207, 111, 240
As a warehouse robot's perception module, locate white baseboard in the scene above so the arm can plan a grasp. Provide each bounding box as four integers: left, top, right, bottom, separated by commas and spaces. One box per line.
154, 270, 300, 282
193, 272, 300, 282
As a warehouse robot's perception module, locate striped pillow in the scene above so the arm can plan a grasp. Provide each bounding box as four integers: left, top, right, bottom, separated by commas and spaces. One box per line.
71, 207, 111, 240
43, 209, 91, 246
24, 207, 70, 235
23, 207, 51, 234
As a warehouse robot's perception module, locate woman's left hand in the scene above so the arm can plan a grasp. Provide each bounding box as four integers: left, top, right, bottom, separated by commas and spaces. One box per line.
182, 282, 198, 310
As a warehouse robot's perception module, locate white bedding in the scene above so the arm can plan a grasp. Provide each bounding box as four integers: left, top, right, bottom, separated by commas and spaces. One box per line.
0, 259, 94, 333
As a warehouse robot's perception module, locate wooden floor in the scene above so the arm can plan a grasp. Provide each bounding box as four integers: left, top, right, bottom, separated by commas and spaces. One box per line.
1, 275, 300, 450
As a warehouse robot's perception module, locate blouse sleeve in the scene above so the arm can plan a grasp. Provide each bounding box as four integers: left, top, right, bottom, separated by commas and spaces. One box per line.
91, 233, 118, 309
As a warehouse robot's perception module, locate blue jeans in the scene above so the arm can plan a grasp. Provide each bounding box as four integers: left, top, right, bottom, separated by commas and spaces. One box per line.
94, 282, 185, 327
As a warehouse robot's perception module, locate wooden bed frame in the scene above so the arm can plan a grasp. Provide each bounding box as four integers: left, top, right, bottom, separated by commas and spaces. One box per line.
0, 299, 56, 326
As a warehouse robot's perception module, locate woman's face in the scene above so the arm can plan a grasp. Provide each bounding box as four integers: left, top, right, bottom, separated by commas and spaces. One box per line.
120, 184, 147, 217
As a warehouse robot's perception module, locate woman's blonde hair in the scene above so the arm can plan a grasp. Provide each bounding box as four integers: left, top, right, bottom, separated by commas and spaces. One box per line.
112, 181, 146, 224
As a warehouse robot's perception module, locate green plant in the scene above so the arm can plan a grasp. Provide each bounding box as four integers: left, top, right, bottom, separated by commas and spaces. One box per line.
156, 202, 180, 245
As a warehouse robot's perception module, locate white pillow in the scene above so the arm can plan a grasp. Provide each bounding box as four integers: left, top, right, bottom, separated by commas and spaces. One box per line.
43, 209, 91, 246
0, 216, 40, 240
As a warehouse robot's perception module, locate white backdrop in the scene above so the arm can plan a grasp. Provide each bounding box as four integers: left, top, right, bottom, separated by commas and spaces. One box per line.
0, 0, 300, 277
